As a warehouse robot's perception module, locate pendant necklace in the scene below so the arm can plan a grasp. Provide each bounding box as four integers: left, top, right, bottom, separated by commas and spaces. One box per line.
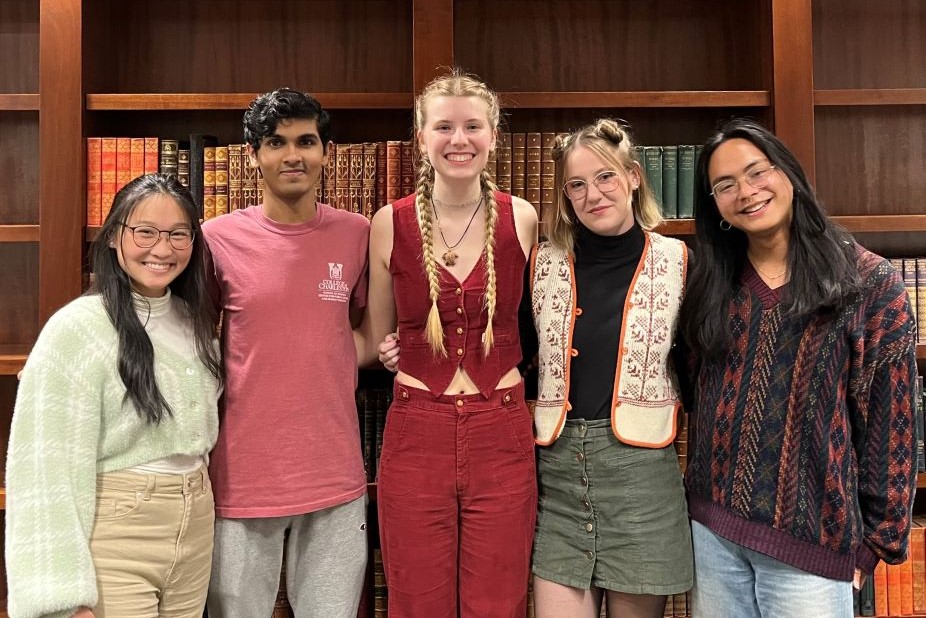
432, 196, 483, 267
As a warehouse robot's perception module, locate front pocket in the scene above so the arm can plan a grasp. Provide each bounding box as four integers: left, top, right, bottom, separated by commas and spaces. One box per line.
94, 488, 142, 521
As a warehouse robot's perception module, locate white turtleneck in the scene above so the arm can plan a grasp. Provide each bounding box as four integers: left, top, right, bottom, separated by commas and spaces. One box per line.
126, 289, 210, 475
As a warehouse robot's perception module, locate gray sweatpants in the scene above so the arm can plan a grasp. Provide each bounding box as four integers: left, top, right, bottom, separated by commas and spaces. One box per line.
206, 494, 368, 618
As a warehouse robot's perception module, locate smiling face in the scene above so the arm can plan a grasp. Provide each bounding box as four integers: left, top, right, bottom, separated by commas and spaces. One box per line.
563, 145, 639, 236
418, 95, 496, 184
708, 138, 794, 241
249, 117, 327, 203
114, 194, 193, 298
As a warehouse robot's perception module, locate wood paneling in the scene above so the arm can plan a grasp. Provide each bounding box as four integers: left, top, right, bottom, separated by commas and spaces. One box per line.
813, 0, 926, 90
413, 0, 454, 91
0, 114, 39, 225
0, 245, 38, 346
0, 0, 38, 94
39, 0, 84, 322
82, 0, 413, 94
814, 107, 926, 216
454, 0, 765, 92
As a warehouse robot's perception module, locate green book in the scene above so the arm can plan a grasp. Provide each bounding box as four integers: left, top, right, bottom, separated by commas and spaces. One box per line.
662, 145, 678, 218
643, 145, 663, 211
678, 145, 696, 219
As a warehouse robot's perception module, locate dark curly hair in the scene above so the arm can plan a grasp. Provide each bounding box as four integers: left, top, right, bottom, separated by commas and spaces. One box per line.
243, 88, 331, 151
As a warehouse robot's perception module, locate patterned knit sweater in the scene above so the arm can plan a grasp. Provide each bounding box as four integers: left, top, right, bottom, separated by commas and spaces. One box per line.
685, 248, 918, 581
5, 294, 220, 618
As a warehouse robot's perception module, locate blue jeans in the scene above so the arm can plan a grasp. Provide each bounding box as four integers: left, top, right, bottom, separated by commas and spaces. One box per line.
691, 520, 853, 618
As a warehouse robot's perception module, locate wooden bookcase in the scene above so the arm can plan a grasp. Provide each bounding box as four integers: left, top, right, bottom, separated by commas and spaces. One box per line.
0, 0, 924, 611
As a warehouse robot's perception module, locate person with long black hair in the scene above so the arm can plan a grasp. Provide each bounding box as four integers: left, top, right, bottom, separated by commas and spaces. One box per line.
6, 174, 222, 617
680, 119, 918, 618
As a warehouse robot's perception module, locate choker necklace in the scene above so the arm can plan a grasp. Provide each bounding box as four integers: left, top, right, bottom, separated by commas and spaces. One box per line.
751, 260, 787, 281
432, 197, 483, 266
433, 195, 483, 210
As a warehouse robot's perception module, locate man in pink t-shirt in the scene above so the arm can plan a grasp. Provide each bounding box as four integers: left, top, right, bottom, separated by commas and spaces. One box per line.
203, 89, 370, 617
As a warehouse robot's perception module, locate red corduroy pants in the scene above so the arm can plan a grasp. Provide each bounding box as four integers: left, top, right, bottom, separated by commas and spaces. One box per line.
378, 381, 537, 618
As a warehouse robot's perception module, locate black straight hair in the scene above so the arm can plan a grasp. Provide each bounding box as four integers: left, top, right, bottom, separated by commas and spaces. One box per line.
679, 118, 862, 359
90, 173, 222, 423
243, 88, 331, 151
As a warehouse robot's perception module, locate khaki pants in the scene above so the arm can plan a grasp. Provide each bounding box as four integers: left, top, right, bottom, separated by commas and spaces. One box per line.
89, 466, 214, 617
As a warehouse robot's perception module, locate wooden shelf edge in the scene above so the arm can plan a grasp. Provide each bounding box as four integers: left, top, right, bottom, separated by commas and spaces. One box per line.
499, 91, 771, 109
0, 224, 40, 242
0, 93, 39, 111
0, 487, 5, 510
833, 215, 926, 233
918, 344, 926, 361
815, 88, 926, 106
918, 473, 926, 489
86, 92, 415, 110
0, 355, 27, 376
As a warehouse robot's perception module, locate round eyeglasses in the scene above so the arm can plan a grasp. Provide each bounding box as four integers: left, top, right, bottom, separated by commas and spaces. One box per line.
120, 223, 195, 250
710, 164, 777, 203
562, 170, 621, 201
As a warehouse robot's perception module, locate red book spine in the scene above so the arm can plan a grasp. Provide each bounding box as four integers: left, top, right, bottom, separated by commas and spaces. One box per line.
143, 137, 159, 174
385, 140, 402, 203
101, 137, 118, 221
130, 137, 145, 181
116, 137, 132, 192
86, 138, 103, 227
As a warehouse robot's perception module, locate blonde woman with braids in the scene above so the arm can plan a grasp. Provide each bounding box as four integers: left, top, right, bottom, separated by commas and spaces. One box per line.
519, 119, 693, 618
356, 70, 538, 617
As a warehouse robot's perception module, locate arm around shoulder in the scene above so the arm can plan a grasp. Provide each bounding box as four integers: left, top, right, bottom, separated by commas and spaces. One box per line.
354, 205, 398, 367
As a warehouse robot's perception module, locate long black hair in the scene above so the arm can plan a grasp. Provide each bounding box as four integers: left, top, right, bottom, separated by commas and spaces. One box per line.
679, 118, 861, 359
90, 173, 222, 423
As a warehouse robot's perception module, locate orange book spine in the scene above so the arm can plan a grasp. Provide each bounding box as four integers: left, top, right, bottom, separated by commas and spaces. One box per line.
116, 137, 132, 192
361, 142, 377, 219
400, 140, 415, 197
902, 553, 914, 615
86, 138, 103, 227
101, 137, 118, 222
214, 146, 229, 217
349, 143, 364, 215
144, 137, 159, 174
874, 560, 888, 617
130, 137, 145, 181
887, 561, 902, 617
203, 146, 216, 220
912, 523, 926, 614
511, 132, 526, 200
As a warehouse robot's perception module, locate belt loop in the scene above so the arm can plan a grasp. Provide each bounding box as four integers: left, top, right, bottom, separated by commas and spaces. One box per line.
143, 475, 155, 501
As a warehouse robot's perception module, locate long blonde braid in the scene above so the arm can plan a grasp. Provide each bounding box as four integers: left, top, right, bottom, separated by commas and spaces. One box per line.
480, 168, 500, 356
414, 68, 503, 357
415, 158, 447, 357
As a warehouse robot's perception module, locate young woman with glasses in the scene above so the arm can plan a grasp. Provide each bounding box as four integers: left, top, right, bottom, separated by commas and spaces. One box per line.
6, 173, 222, 617
523, 118, 693, 618
680, 118, 918, 618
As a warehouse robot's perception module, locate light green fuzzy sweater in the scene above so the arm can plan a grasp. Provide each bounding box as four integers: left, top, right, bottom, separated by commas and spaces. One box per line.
5, 295, 220, 618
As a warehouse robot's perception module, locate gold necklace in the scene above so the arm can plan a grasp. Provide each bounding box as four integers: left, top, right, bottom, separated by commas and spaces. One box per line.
432, 197, 483, 266
751, 260, 787, 280
433, 195, 483, 209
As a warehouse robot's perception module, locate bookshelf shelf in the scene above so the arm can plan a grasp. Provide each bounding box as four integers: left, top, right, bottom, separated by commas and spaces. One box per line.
0, 345, 29, 375
918, 344, 926, 361
498, 91, 770, 109
919, 474, 926, 489
0, 94, 39, 110
86, 93, 415, 111
833, 215, 926, 233
814, 89, 926, 106
0, 225, 40, 243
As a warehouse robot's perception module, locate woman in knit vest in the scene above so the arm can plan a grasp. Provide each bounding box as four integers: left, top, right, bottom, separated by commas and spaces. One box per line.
6, 174, 222, 617
524, 119, 693, 617
357, 70, 539, 617
680, 119, 918, 618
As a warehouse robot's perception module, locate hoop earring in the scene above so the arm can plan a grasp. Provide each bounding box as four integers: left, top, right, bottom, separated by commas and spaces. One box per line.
719, 219, 732, 231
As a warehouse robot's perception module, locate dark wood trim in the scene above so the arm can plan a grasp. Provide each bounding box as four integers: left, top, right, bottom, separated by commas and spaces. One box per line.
499, 91, 771, 109
0, 344, 29, 375
39, 0, 84, 324
770, 0, 816, 182
86, 92, 415, 110
918, 344, 926, 361
0, 94, 39, 110
814, 89, 926, 106
412, 0, 454, 93
833, 215, 926, 233
919, 472, 926, 489
0, 225, 40, 242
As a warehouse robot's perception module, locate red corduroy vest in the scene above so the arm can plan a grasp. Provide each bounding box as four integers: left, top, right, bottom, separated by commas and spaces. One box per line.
390, 192, 525, 397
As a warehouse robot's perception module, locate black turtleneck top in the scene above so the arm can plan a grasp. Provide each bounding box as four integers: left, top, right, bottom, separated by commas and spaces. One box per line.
518, 223, 646, 421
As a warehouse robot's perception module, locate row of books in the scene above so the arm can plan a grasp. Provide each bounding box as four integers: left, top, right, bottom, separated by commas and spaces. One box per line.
855, 520, 926, 617
892, 258, 926, 344
85, 134, 700, 227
